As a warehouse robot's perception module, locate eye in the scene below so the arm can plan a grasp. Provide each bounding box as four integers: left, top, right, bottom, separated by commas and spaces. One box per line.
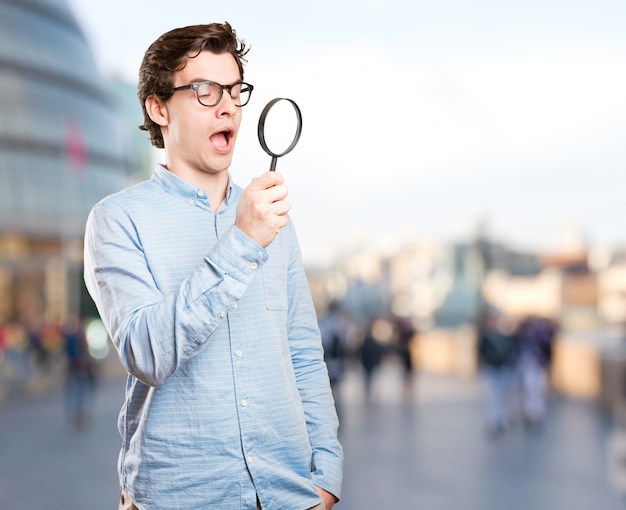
196, 82, 218, 99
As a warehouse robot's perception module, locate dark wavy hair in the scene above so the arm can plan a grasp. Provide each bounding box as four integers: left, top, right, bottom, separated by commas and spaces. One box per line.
138, 22, 249, 149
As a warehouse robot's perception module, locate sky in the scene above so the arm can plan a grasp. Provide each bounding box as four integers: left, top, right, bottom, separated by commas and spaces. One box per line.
67, 0, 626, 266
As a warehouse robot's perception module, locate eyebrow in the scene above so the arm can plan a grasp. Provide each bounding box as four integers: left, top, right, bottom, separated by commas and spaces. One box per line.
184, 78, 243, 86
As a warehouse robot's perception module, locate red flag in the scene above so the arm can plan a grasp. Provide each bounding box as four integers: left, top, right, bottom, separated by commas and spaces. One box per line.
64, 118, 87, 177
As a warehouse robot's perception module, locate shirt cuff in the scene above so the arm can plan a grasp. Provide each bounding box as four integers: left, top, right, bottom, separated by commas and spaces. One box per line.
205, 225, 268, 282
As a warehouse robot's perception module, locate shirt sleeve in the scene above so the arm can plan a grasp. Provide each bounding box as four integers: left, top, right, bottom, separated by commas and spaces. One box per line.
83, 199, 267, 387
283, 222, 344, 500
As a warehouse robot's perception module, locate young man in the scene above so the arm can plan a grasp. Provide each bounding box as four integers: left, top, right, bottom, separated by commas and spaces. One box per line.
84, 23, 342, 510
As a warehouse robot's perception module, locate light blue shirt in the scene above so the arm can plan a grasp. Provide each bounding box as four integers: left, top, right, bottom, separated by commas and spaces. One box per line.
84, 165, 342, 510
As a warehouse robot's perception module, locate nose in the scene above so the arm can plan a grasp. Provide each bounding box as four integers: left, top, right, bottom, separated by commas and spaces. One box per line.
216, 92, 238, 117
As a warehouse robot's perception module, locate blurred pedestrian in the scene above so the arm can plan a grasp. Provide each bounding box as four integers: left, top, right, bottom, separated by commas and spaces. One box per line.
318, 300, 350, 411
63, 315, 96, 429
0, 322, 31, 383
477, 306, 519, 437
0, 323, 5, 358
359, 319, 386, 402
515, 315, 557, 428
26, 319, 48, 370
394, 315, 417, 398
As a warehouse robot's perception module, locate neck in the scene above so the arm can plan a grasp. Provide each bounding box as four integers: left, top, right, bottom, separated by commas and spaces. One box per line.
206, 179, 228, 212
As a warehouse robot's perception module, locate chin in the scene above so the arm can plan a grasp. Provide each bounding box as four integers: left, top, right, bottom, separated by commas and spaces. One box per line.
201, 163, 230, 175
205, 155, 233, 173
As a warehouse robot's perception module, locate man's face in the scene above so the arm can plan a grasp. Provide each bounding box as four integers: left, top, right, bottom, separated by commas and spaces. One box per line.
161, 51, 243, 177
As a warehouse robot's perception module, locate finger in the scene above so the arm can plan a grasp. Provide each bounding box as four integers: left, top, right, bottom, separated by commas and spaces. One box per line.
266, 184, 288, 203
274, 214, 289, 231
271, 199, 291, 216
251, 171, 284, 190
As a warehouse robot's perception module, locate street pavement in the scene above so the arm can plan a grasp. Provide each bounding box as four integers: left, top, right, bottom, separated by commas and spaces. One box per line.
0, 358, 624, 509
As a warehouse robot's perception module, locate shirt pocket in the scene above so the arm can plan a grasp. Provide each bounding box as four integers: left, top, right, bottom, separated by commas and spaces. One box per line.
261, 262, 288, 310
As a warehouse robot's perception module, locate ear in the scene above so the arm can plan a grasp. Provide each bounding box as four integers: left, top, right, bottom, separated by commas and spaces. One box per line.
145, 94, 169, 127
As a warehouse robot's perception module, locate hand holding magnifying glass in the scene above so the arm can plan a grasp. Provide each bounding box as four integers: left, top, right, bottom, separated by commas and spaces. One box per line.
257, 98, 303, 172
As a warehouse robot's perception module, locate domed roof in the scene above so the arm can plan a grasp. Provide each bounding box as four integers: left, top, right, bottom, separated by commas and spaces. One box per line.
0, 0, 129, 237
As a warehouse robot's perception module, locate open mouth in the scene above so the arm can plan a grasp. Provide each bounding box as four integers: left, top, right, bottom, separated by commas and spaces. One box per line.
209, 129, 233, 150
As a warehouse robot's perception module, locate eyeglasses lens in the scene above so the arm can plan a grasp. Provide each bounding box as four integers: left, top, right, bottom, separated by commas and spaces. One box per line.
196, 83, 251, 107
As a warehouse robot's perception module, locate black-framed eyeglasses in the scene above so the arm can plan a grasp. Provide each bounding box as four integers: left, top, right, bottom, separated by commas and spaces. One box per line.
166, 81, 254, 107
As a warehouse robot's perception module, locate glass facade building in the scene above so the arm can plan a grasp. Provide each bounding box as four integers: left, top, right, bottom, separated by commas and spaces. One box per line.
0, 0, 140, 329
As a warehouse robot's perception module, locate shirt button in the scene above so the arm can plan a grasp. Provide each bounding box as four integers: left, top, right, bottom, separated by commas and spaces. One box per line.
188, 198, 195, 205
247, 455, 253, 464
219, 311, 226, 318
250, 262, 258, 270
196, 189, 205, 197
241, 399, 248, 407
232, 303, 238, 309
235, 350, 243, 358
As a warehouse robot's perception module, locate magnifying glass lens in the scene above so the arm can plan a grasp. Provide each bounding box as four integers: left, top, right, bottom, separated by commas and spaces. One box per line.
262, 101, 300, 154
258, 98, 303, 172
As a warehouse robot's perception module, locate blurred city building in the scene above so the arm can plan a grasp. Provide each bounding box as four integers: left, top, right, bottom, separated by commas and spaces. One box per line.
308, 232, 626, 404
0, 0, 147, 325
0, 0, 149, 394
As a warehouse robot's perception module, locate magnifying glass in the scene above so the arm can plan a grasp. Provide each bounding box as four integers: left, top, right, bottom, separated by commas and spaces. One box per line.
257, 97, 303, 172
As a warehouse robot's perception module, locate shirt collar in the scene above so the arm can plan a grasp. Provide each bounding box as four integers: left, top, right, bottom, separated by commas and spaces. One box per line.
151, 164, 235, 209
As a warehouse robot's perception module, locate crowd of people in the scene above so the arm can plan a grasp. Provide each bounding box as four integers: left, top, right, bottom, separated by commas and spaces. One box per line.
316, 298, 559, 441
317, 301, 419, 408
0, 316, 98, 429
